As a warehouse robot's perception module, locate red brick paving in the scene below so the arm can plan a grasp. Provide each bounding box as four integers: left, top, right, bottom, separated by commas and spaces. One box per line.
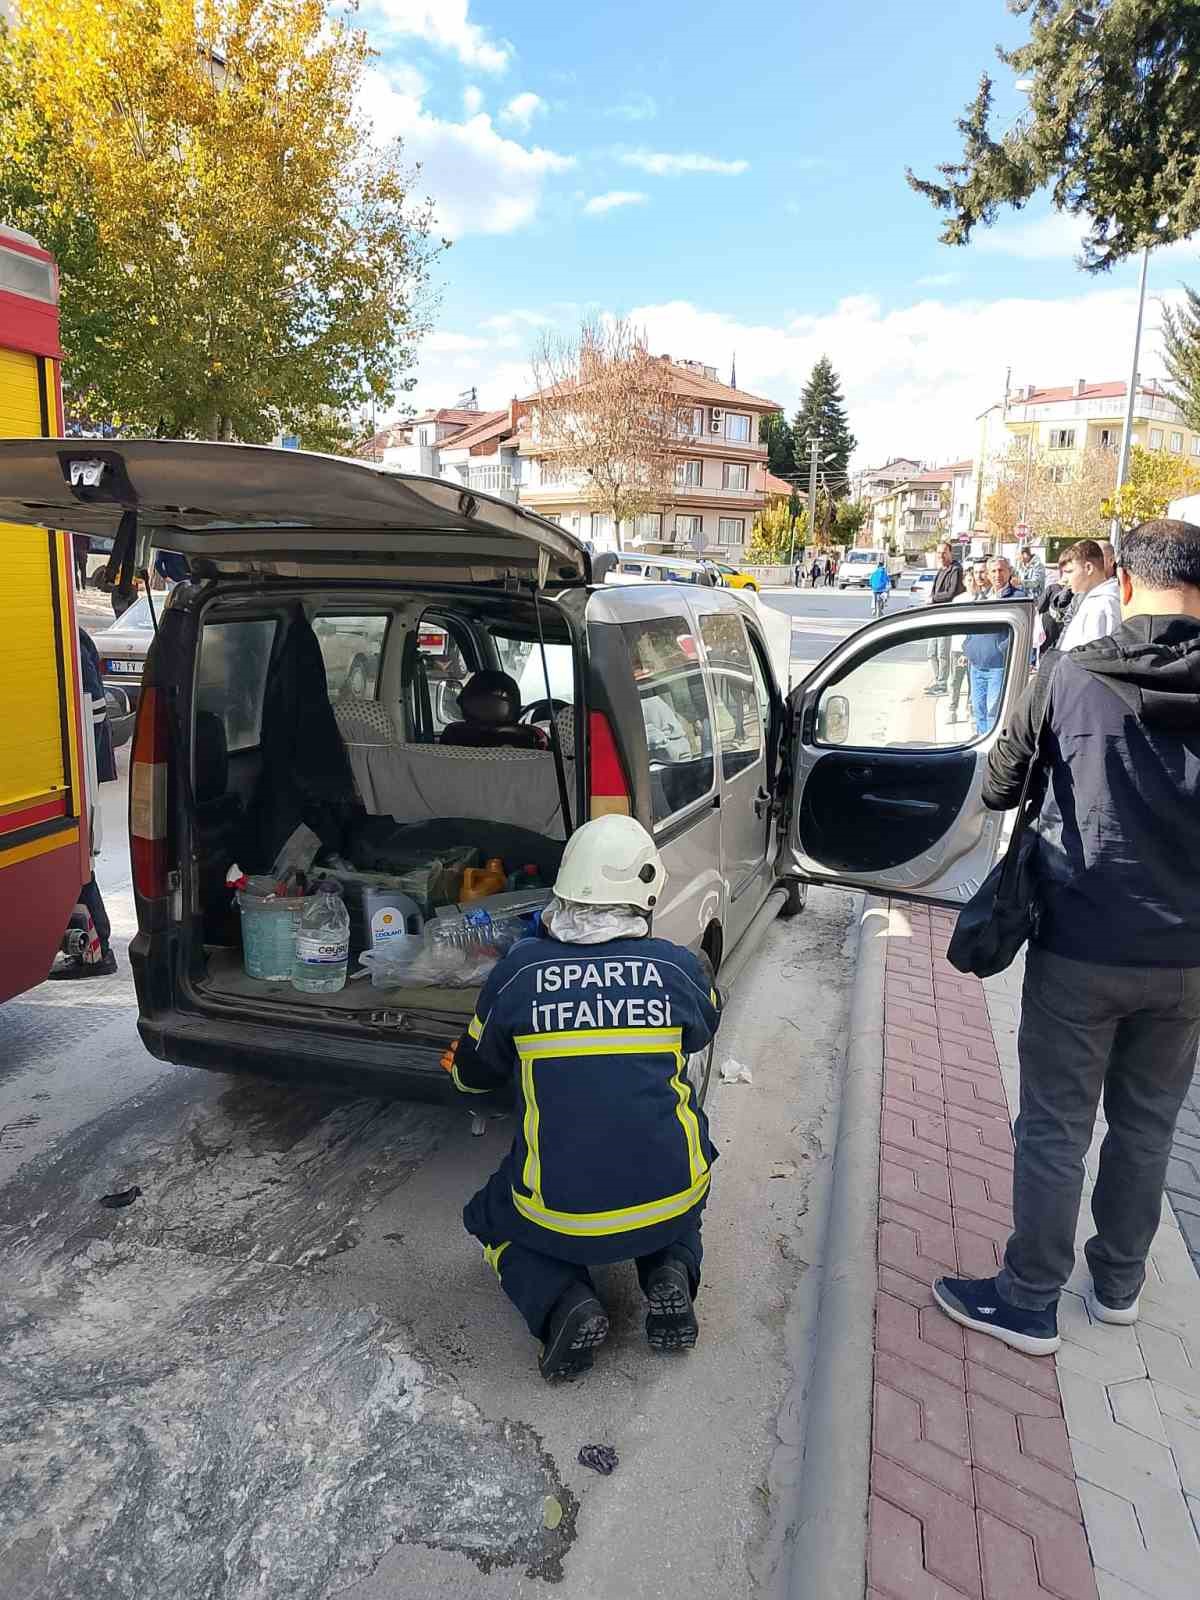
867, 904, 1097, 1600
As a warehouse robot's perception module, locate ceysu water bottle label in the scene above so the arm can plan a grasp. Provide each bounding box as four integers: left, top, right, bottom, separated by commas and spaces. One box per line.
296, 935, 349, 964
463, 910, 494, 932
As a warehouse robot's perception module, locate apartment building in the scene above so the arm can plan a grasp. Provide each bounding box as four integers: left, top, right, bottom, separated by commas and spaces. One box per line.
850, 456, 923, 506
1003, 378, 1200, 465
356, 402, 527, 500
516, 358, 781, 559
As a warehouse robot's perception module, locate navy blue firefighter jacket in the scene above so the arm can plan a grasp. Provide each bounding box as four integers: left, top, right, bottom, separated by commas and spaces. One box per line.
452, 926, 722, 1259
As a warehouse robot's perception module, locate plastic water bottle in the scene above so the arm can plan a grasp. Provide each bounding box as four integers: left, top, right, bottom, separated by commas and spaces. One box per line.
291, 883, 350, 993
428, 908, 528, 956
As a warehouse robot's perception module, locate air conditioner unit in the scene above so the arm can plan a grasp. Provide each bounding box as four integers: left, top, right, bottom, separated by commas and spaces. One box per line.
710, 407, 724, 433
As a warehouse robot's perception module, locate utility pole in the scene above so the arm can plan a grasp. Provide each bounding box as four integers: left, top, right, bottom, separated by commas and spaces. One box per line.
807, 433, 821, 555
1111, 245, 1151, 558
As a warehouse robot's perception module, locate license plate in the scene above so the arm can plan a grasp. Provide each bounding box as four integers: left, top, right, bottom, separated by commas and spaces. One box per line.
105, 659, 141, 675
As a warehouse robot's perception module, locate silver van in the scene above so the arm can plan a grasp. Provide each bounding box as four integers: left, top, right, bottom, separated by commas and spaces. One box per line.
0, 441, 1034, 1105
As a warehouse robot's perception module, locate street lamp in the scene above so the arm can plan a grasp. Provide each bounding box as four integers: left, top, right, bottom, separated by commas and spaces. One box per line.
1111, 245, 1151, 557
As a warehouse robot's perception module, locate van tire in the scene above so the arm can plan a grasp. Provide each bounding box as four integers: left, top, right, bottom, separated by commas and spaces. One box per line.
780, 880, 808, 918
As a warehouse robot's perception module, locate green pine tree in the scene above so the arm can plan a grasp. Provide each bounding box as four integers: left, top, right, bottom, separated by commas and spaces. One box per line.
908, 2, 1200, 273
759, 410, 795, 477
791, 357, 856, 501
1162, 285, 1200, 432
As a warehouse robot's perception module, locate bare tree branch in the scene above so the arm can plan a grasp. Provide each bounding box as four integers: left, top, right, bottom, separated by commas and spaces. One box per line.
529, 316, 689, 549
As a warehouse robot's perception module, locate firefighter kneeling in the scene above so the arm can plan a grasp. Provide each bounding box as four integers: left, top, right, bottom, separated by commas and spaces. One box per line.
443, 815, 722, 1382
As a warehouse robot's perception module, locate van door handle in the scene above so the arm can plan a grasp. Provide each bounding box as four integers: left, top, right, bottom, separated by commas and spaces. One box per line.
862, 794, 939, 815
754, 786, 771, 818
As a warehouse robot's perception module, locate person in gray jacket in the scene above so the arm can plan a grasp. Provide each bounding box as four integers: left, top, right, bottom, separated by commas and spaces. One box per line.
933, 519, 1200, 1356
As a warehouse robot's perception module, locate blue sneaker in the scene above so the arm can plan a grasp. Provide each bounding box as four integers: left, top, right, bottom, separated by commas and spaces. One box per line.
932, 1275, 1061, 1356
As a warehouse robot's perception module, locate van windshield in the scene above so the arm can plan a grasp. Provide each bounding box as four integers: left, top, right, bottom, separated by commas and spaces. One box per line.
494, 633, 574, 706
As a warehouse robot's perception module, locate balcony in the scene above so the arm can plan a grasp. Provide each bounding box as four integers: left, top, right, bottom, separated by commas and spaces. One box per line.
464, 463, 516, 499
672, 480, 759, 500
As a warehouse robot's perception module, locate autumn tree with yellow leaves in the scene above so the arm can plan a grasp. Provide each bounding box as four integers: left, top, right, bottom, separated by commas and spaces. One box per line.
0, 0, 439, 445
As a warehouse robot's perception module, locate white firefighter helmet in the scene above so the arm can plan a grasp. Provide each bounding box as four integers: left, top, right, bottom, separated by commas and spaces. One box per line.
552, 815, 666, 911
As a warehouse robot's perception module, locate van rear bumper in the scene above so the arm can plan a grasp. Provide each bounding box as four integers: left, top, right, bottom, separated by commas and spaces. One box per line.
136, 1009, 504, 1106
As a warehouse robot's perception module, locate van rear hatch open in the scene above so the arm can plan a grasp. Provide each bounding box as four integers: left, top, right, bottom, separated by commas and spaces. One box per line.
0, 440, 589, 1097
0, 439, 590, 586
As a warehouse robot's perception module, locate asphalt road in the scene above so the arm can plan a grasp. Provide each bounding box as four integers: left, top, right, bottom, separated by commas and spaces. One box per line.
760, 577, 927, 677
0, 608, 864, 1600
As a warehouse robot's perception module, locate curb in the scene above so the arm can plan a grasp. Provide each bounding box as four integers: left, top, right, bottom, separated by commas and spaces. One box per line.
787, 895, 888, 1600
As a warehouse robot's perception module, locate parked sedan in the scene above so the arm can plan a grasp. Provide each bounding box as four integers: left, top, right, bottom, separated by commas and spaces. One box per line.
86, 594, 155, 747
910, 571, 937, 601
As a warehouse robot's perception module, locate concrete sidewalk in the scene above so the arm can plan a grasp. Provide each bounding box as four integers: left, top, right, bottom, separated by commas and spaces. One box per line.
861, 902, 1200, 1600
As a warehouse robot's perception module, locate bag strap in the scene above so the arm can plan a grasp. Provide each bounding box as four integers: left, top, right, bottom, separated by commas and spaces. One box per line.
994, 654, 1061, 893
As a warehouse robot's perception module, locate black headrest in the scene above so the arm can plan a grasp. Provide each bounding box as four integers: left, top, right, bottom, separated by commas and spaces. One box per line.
459, 670, 522, 728
195, 710, 228, 804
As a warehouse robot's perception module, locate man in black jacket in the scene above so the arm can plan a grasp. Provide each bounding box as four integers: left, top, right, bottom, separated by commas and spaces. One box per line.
933, 519, 1200, 1356
925, 541, 965, 694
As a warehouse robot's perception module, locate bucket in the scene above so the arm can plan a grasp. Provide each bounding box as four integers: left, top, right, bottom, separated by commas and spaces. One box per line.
237, 887, 301, 980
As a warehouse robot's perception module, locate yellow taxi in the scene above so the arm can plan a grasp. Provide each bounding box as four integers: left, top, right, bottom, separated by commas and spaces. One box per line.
711, 561, 759, 591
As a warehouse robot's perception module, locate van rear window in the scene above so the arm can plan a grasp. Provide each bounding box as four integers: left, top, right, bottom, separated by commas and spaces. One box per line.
196, 620, 276, 752
620, 616, 714, 825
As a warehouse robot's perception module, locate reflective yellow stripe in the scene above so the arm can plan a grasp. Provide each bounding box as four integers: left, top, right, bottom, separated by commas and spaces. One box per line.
670, 1050, 707, 1186
515, 1027, 682, 1059
521, 1056, 542, 1202
451, 1063, 490, 1096
468, 1014, 483, 1042
512, 1171, 710, 1236
710, 989, 718, 1008
483, 1241, 510, 1277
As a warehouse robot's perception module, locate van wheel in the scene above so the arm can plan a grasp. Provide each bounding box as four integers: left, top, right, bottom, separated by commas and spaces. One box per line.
780, 880, 808, 918
684, 1041, 714, 1109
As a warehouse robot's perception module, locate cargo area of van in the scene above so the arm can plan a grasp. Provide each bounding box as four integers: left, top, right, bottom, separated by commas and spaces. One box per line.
183, 585, 583, 1034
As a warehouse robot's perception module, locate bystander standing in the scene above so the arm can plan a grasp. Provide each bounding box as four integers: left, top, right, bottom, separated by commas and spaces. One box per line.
934, 519, 1200, 1355
924, 540, 966, 697
1057, 539, 1121, 652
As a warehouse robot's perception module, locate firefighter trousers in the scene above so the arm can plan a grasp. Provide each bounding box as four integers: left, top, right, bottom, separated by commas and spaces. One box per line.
465, 1169, 703, 1341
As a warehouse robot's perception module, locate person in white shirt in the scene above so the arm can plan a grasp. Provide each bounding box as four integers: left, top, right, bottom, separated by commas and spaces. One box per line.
1056, 539, 1122, 653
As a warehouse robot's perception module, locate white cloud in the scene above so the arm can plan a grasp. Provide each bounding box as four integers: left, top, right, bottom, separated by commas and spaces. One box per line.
371, 0, 512, 73
499, 92, 545, 132
620, 149, 749, 177
583, 190, 648, 216
462, 84, 484, 116
619, 288, 1185, 466
358, 69, 574, 238
916, 271, 961, 288
398, 284, 1189, 470
976, 211, 1200, 268
605, 94, 658, 122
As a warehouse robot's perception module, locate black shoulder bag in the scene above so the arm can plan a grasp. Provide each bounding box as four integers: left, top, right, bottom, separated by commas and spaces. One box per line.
947, 659, 1059, 979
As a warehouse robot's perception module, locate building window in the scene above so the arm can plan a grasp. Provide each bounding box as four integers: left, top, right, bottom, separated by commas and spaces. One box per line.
1049, 429, 1076, 450
632, 513, 662, 542
1171, 431, 1184, 453
722, 462, 749, 491
590, 513, 615, 547
678, 406, 705, 437
725, 413, 751, 443
675, 458, 703, 487
1150, 428, 1164, 450
717, 517, 745, 546
673, 514, 702, 545
1049, 465, 1068, 484
1098, 427, 1117, 450
1191, 437, 1200, 458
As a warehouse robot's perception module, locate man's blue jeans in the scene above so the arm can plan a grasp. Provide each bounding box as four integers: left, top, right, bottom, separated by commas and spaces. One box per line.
970, 666, 1004, 733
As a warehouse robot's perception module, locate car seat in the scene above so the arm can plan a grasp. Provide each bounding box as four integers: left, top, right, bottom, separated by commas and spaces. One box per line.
439, 670, 548, 751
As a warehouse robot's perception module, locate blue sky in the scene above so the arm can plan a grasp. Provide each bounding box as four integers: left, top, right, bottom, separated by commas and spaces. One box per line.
354, 0, 1199, 465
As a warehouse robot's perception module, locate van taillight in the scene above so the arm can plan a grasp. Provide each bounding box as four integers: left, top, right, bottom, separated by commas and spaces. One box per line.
588, 710, 631, 818
130, 686, 169, 898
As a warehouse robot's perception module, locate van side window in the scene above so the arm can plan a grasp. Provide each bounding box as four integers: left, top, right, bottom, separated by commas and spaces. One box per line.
312, 615, 388, 700
196, 620, 276, 753
621, 616, 714, 825
699, 613, 763, 780
404, 616, 473, 740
